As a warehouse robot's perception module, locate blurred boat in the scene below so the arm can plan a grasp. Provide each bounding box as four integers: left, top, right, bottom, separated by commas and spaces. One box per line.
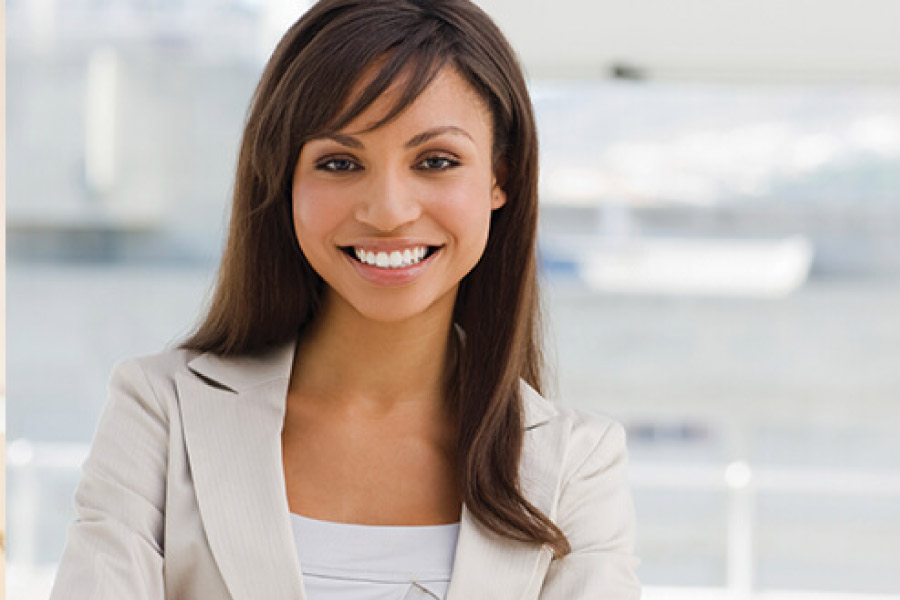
546, 234, 814, 298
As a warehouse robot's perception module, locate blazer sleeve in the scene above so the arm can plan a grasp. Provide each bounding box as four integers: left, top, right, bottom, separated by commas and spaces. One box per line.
50, 358, 168, 600
538, 420, 641, 599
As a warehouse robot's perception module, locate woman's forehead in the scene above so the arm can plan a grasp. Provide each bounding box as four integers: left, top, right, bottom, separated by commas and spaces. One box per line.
334, 63, 492, 137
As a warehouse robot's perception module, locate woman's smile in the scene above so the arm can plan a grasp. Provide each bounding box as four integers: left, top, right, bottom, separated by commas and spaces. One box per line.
341, 241, 441, 269
341, 242, 444, 286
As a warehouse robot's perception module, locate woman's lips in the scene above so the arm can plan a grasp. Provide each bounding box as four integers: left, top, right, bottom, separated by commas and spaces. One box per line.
341, 245, 442, 286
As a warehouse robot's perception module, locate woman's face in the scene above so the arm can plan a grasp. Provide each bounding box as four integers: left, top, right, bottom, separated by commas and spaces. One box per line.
292, 66, 506, 324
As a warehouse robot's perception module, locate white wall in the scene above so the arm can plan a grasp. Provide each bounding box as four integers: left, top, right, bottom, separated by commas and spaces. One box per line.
479, 0, 900, 82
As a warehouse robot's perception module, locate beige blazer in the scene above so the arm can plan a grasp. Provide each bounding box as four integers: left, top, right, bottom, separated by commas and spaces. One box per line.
50, 341, 641, 599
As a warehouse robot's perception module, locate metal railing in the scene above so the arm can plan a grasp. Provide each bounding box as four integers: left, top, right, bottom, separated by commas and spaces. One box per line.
629, 461, 900, 598
7, 439, 900, 600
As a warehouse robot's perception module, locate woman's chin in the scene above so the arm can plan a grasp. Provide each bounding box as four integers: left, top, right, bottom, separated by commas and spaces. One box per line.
319, 283, 458, 329
349, 295, 452, 326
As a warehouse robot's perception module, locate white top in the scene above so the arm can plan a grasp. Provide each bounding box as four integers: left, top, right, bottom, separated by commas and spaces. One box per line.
290, 513, 460, 600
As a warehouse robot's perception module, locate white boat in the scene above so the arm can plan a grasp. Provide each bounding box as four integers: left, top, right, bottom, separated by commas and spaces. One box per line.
552, 234, 814, 298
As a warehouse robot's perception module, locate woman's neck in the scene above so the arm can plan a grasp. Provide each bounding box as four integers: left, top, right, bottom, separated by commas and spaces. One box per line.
288, 291, 457, 418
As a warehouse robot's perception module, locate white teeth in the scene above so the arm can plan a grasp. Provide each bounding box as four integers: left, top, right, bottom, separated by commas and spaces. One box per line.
353, 245, 431, 269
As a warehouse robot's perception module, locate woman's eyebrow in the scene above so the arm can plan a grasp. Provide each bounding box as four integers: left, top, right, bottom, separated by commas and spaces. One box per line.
405, 125, 473, 149
320, 132, 364, 149
315, 125, 473, 150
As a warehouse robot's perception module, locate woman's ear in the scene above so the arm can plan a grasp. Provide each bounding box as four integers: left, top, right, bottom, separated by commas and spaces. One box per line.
491, 161, 508, 210
491, 182, 507, 210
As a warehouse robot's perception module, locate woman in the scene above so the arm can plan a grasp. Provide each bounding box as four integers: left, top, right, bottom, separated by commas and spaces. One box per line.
51, 1, 640, 598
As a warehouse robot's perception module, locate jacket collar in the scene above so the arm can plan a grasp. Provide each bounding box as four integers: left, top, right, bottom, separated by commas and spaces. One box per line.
185, 338, 558, 429
180, 338, 561, 600
185, 340, 295, 393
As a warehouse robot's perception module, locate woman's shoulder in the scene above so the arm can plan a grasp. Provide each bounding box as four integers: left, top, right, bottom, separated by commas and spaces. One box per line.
518, 392, 639, 593
109, 340, 295, 396
521, 379, 625, 437
100, 347, 204, 417
110, 346, 204, 386
520, 380, 628, 472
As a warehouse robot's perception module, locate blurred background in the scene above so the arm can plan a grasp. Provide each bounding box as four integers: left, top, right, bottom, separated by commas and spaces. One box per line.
5, 0, 900, 598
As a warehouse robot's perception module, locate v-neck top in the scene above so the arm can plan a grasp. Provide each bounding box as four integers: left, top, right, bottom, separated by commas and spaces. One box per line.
290, 512, 461, 600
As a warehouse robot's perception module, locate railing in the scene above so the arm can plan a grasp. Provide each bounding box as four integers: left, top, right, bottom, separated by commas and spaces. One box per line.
7, 439, 900, 600
629, 461, 900, 599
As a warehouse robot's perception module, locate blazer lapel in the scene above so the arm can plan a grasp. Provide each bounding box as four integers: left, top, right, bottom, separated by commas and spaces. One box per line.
176, 341, 305, 600
446, 382, 563, 599
177, 339, 565, 600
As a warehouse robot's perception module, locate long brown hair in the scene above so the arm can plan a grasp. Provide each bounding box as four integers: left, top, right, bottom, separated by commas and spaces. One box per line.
182, 0, 570, 557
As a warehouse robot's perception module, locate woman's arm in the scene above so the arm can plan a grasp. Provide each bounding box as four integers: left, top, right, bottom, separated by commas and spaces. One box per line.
539, 420, 641, 599
50, 358, 168, 600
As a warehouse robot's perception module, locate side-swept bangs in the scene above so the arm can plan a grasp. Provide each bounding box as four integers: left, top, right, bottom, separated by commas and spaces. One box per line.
254, 4, 455, 202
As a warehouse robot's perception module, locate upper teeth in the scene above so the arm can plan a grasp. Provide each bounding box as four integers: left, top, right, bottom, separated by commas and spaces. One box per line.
355, 246, 429, 268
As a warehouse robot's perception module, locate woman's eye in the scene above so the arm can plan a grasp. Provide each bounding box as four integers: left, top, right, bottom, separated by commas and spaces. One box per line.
316, 158, 359, 172
416, 156, 460, 171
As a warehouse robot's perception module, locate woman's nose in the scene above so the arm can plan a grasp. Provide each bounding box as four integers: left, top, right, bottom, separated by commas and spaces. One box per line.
354, 168, 422, 232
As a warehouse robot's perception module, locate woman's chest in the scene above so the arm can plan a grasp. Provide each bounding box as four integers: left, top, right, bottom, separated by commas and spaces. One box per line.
281, 412, 461, 526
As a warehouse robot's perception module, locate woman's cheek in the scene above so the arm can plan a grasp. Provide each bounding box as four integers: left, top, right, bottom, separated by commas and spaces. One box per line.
293, 183, 345, 236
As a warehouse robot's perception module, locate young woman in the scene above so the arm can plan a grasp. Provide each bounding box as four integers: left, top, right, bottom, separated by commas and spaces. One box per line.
50, 1, 640, 598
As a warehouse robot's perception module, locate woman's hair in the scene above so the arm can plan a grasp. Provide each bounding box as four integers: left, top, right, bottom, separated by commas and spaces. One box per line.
182, 0, 570, 556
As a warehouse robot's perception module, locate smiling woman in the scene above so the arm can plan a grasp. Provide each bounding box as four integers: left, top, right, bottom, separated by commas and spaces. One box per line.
49, 1, 640, 599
